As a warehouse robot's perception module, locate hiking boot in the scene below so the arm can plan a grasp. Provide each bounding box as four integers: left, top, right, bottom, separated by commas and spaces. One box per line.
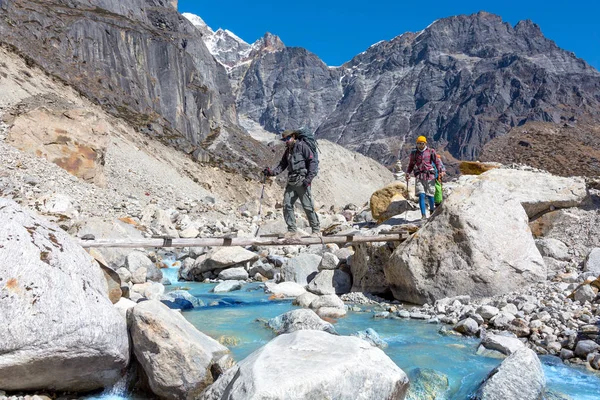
284, 231, 299, 239
421, 214, 427, 221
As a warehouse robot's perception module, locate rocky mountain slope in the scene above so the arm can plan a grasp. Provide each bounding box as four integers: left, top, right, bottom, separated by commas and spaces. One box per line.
196, 11, 600, 167
0, 44, 391, 228
0, 0, 273, 173
480, 119, 600, 177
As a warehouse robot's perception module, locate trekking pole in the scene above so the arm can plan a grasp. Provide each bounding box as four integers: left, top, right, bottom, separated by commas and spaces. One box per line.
254, 174, 267, 237
404, 174, 410, 222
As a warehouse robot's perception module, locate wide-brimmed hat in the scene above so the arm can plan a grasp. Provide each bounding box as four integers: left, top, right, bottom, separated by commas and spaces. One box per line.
281, 129, 299, 141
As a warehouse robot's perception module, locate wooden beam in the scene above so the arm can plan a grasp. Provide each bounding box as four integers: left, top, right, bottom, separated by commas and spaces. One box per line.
77, 233, 407, 248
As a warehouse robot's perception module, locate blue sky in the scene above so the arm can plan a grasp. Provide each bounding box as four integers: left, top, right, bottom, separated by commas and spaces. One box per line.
178, 0, 599, 70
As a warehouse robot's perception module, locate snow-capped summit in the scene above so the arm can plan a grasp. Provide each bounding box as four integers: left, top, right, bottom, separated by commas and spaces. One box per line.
183, 13, 285, 71
182, 12, 213, 37
206, 28, 252, 67
184, 12, 252, 68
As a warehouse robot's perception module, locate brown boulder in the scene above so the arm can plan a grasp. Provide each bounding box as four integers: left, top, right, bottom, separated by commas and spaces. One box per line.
370, 183, 409, 222
459, 161, 499, 175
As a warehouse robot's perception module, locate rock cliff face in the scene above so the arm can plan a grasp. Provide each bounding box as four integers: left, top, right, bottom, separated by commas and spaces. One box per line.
224, 12, 600, 165
0, 0, 272, 172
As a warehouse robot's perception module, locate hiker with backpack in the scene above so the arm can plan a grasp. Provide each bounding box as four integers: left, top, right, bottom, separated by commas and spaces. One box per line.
405, 136, 445, 220
263, 128, 320, 238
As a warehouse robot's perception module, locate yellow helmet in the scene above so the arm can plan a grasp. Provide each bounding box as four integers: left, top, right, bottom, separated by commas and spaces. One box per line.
416, 136, 427, 144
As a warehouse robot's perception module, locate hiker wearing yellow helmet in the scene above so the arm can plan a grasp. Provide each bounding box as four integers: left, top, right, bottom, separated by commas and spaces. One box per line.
406, 136, 445, 220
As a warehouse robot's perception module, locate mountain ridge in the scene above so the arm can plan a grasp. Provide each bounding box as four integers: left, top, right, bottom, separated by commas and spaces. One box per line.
191, 10, 600, 167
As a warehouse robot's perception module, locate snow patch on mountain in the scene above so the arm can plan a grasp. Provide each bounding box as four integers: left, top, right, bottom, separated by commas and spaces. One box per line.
182, 12, 213, 35
183, 13, 286, 71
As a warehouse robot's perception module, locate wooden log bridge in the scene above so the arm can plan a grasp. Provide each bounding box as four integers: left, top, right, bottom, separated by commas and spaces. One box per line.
77, 231, 410, 249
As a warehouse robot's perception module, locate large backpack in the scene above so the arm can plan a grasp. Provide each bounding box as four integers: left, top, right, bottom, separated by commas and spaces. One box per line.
295, 127, 320, 174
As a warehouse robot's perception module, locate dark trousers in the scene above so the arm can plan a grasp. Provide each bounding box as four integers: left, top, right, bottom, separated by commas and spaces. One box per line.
283, 183, 320, 233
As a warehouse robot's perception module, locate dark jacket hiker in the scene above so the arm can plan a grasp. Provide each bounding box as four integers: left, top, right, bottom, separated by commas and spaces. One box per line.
263, 129, 320, 237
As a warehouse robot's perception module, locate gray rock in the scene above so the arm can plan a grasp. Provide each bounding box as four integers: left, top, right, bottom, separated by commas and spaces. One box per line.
249, 259, 275, 279
0, 199, 129, 392
454, 318, 479, 336
293, 292, 320, 308
129, 301, 233, 399
310, 294, 345, 310
126, 251, 154, 273
281, 253, 321, 284
267, 254, 287, 267
479, 334, 525, 356
491, 312, 516, 329
116, 267, 132, 284
318, 252, 340, 270
352, 328, 388, 348
267, 309, 337, 335
334, 247, 354, 263
179, 256, 199, 281
473, 348, 545, 400
264, 281, 307, 297
535, 238, 570, 261
131, 267, 148, 284
386, 170, 585, 304
584, 248, 600, 275
351, 242, 393, 295
573, 285, 597, 303
574, 340, 600, 358
200, 330, 408, 399
217, 267, 249, 281
306, 269, 352, 295
317, 306, 347, 319
146, 264, 164, 283
162, 290, 203, 308
213, 280, 243, 293
200, 247, 259, 272
559, 349, 575, 360
477, 305, 500, 320
500, 303, 518, 315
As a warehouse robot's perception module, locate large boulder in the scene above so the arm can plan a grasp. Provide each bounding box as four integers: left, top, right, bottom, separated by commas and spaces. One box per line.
472, 348, 545, 400
369, 182, 410, 223
306, 269, 352, 295
129, 300, 234, 399
199, 246, 259, 273
351, 242, 394, 295
200, 330, 409, 399
74, 216, 146, 269
281, 253, 322, 284
0, 199, 129, 392
385, 169, 586, 304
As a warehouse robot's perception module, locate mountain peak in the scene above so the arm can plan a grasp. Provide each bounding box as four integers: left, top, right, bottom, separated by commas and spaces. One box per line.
182, 12, 214, 37
252, 32, 285, 53
514, 19, 543, 36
